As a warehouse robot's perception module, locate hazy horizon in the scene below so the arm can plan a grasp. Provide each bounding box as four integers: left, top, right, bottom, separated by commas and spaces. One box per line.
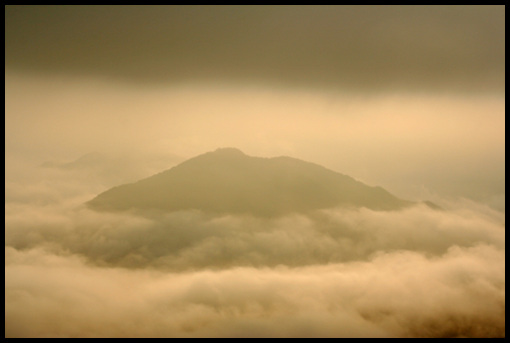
5, 5, 505, 338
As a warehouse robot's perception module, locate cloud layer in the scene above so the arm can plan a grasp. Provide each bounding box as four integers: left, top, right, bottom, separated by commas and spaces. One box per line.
5, 6, 504, 92
5, 202, 505, 271
6, 243, 505, 337
5, 161, 505, 337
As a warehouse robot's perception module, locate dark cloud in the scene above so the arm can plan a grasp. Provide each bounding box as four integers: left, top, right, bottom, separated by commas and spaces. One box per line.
5, 5, 504, 91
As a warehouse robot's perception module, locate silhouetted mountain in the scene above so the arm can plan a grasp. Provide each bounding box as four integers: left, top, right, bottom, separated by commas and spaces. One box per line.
87, 148, 417, 216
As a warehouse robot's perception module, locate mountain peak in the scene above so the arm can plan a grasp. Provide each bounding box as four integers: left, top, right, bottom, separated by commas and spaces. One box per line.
211, 147, 246, 156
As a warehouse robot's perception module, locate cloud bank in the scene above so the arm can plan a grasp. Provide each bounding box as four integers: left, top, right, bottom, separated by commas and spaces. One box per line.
5, 6, 504, 92
5, 162, 505, 336
6, 243, 505, 337
5, 202, 504, 271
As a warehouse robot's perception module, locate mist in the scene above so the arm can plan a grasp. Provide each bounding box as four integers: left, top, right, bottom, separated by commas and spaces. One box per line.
5, 5, 505, 338
6, 71, 504, 208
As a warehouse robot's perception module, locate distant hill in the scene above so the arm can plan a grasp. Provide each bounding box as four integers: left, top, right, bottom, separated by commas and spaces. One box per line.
87, 148, 418, 216
41, 152, 106, 170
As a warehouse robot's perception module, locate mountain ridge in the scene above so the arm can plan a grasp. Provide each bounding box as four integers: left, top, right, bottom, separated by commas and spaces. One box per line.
87, 148, 419, 216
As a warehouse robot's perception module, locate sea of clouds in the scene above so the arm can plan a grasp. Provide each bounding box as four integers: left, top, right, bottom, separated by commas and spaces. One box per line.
5, 158, 505, 337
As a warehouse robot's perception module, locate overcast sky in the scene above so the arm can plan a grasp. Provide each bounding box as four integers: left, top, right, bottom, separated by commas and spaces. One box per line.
6, 6, 505, 92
